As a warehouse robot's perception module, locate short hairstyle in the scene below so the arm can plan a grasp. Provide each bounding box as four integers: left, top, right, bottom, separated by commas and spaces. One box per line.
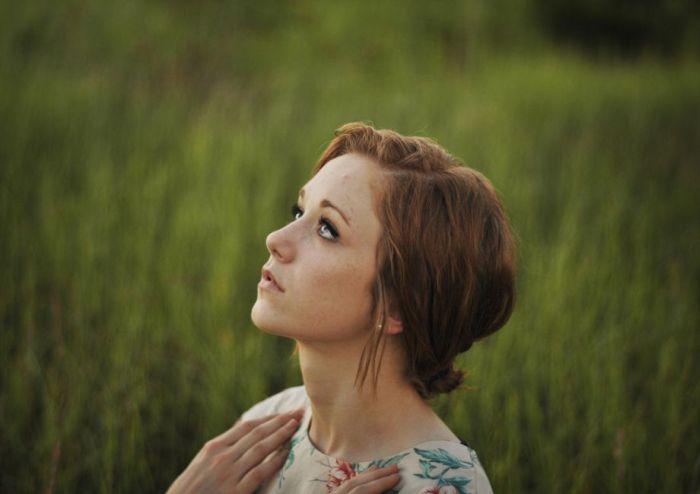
314, 122, 516, 399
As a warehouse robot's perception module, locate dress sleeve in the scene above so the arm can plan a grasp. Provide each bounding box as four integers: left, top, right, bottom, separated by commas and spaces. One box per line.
469, 449, 494, 494
397, 443, 494, 494
239, 385, 309, 422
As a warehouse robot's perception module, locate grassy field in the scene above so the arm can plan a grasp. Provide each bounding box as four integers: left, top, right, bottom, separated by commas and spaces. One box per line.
1, 2, 699, 493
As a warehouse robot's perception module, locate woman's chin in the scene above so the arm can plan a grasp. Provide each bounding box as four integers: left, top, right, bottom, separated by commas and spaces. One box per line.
250, 299, 268, 326
251, 305, 288, 337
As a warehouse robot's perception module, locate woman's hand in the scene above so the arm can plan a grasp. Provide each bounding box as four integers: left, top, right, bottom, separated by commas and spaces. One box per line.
334, 464, 402, 493
166, 409, 305, 494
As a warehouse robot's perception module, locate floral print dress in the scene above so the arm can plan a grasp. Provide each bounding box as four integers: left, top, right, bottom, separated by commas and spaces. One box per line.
240, 386, 494, 494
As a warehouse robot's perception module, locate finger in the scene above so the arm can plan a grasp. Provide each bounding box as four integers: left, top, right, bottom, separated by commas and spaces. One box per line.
232, 408, 305, 429
210, 413, 279, 448
227, 413, 302, 463
217, 408, 304, 447
231, 417, 300, 475
236, 445, 290, 493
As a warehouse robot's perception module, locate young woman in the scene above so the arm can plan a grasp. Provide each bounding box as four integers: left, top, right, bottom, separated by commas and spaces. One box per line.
168, 123, 516, 494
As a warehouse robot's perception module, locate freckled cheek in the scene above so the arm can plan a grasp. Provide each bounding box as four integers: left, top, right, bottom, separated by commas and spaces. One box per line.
303, 262, 374, 311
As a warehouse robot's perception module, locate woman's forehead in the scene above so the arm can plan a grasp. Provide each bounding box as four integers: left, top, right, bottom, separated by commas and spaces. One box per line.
301, 154, 384, 235
303, 154, 380, 204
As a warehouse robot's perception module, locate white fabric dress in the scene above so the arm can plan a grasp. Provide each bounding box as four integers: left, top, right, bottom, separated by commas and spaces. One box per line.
240, 386, 494, 494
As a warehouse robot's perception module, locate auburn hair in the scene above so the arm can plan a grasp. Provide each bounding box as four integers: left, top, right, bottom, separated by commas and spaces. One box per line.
313, 122, 516, 399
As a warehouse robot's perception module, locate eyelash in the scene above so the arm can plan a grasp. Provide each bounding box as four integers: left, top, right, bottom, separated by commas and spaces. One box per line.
290, 204, 339, 241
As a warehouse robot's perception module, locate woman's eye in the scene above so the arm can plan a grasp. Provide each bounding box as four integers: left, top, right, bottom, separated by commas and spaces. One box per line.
290, 203, 339, 241
319, 220, 339, 241
291, 204, 303, 221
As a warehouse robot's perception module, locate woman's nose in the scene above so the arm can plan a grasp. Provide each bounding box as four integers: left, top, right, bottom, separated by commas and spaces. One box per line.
265, 225, 295, 262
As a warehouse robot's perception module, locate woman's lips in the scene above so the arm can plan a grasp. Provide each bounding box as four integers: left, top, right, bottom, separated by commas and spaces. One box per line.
260, 268, 284, 292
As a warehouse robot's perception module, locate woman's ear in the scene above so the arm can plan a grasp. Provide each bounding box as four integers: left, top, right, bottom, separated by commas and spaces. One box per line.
383, 313, 403, 335
379, 295, 403, 335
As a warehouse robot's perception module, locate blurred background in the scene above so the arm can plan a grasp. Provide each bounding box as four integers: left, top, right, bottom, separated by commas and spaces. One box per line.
1, 0, 699, 492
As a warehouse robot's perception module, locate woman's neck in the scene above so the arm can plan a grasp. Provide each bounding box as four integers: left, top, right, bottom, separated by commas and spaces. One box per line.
296, 337, 457, 462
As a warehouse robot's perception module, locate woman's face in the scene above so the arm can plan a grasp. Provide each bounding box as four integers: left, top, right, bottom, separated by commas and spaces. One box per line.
251, 153, 384, 344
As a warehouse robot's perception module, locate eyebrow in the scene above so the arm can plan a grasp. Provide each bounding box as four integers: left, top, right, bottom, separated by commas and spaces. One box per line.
299, 188, 351, 226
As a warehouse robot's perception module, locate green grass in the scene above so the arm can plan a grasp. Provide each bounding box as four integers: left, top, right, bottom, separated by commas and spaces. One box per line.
1, 2, 699, 492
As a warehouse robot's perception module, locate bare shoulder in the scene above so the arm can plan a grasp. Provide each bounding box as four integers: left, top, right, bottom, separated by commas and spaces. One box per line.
407, 408, 461, 444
